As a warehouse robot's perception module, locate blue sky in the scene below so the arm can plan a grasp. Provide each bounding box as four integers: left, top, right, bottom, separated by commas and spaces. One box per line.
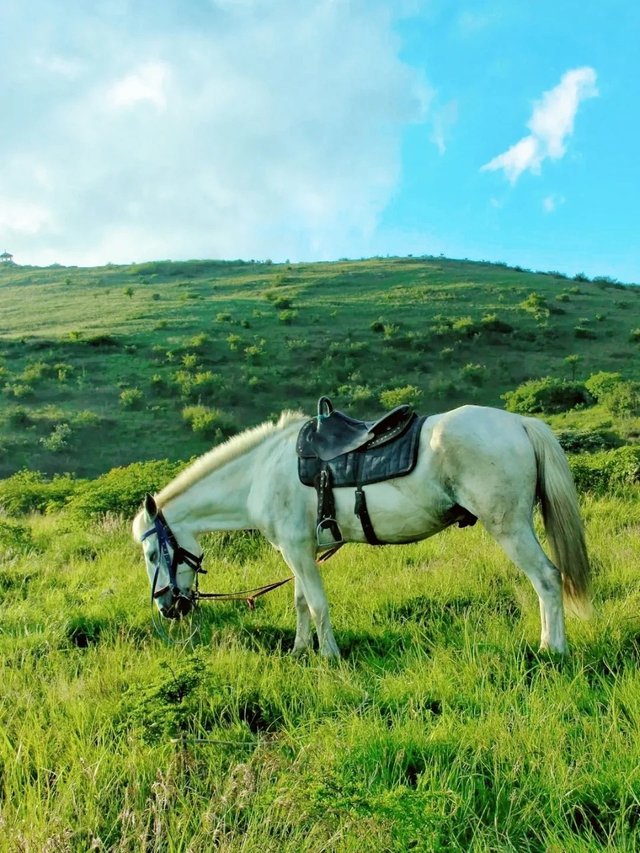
1, 1, 639, 283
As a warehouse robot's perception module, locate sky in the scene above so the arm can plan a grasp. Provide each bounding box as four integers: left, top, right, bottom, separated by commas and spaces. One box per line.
1, 0, 639, 283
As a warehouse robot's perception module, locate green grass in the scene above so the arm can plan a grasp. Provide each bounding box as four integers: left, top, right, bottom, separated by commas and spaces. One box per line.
1, 493, 640, 850
1, 256, 639, 477
1, 253, 640, 849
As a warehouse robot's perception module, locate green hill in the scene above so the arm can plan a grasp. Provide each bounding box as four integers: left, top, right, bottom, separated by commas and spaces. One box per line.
1, 255, 639, 477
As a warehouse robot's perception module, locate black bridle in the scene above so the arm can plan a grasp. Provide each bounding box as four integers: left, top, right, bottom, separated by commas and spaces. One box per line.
141, 510, 205, 612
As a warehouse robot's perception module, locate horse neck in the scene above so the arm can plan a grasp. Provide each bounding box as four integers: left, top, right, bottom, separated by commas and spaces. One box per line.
161, 452, 254, 535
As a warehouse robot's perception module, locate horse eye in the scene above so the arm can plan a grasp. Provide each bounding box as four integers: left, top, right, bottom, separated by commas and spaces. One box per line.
147, 549, 158, 563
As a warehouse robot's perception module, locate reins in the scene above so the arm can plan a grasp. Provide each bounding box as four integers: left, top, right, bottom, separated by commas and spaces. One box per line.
141, 510, 292, 626
194, 576, 292, 610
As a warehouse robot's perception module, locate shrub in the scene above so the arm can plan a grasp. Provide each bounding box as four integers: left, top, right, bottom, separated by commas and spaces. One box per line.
585, 372, 623, 402
20, 361, 53, 383
630, 328, 640, 343
569, 446, 640, 494
0, 519, 35, 557
574, 326, 597, 340
182, 405, 237, 439
370, 319, 385, 333
602, 381, 640, 417
460, 363, 488, 386
502, 377, 592, 414
480, 314, 513, 334
40, 422, 73, 452
520, 292, 547, 313
554, 428, 620, 453
4, 383, 34, 399
119, 388, 144, 409
278, 310, 297, 325
6, 406, 32, 427
379, 385, 423, 409
451, 317, 477, 338
67, 459, 184, 519
0, 470, 80, 515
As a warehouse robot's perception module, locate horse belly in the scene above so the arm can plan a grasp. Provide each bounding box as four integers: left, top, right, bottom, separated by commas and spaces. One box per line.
332, 474, 449, 545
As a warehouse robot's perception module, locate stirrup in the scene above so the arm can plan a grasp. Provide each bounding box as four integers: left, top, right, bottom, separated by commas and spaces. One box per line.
316, 519, 344, 550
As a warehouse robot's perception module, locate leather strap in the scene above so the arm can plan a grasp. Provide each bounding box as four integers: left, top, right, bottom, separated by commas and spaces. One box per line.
354, 486, 384, 545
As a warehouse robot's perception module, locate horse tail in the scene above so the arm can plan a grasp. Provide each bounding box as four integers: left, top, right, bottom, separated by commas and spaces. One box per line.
522, 416, 592, 617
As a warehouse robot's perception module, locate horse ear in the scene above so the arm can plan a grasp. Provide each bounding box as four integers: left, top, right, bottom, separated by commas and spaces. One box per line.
144, 493, 158, 520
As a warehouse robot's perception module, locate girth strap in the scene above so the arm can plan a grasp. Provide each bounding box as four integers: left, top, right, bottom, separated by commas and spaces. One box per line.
354, 486, 384, 545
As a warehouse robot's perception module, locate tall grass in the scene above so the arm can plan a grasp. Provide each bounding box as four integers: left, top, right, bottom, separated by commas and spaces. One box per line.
1, 493, 639, 850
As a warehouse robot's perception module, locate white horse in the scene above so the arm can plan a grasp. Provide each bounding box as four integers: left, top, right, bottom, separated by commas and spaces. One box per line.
132, 404, 590, 656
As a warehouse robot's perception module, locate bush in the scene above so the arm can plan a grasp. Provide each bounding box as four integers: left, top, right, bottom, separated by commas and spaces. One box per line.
67, 459, 184, 519
502, 377, 592, 415
119, 388, 144, 409
569, 446, 640, 494
40, 422, 73, 452
451, 317, 478, 338
554, 428, 620, 453
0, 519, 35, 558
574, 326, 597, 340
602, 381, 640, 417
379, 385, 423, 409
480, 314, 513, 334
182, 405, 237, 439
585, 372, 623, 402
630, 328, 640, 343
0, 470, 81, 515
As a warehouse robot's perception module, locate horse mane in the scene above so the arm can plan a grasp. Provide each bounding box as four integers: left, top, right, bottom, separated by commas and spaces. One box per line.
156, 409, 305, 506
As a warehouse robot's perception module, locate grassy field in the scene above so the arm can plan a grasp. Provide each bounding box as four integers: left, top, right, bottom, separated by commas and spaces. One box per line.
1, 254, 640, 850
1, 256, 639, 477
1, 491, 640, 851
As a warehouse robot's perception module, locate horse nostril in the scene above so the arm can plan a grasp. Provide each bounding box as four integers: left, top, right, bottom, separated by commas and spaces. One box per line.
174, 596, 193, 617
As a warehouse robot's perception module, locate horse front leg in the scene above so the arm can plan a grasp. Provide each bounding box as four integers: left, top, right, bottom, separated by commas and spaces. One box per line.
292, 576, 313, 655
279, 540, 340, 659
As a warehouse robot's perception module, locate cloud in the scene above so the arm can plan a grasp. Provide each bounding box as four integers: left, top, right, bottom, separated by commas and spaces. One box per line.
0, 0, 431, 265
542, 194, 565, 213
481, 67, 598, 183
107, 61, 171, 112
430, 99, 458, 155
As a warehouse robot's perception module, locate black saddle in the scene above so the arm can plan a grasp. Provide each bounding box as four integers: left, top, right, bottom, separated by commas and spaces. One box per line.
297, 397, 426, 552
298, 395, 416, 462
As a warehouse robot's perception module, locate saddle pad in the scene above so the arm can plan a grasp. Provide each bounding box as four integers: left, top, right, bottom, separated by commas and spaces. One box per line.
298, 414, 427, 488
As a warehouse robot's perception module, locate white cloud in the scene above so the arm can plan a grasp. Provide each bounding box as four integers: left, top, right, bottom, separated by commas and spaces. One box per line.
0, 0, 431, 265
430, 99, 458, 155
543, 194, 565, 213
107, 61, 171, 111
481, 66, 598, 183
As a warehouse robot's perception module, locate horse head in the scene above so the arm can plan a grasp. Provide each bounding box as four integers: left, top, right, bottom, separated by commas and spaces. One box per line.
134, 493, 204, 619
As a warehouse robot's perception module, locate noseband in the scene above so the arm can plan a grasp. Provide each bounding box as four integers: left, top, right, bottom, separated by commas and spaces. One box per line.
140, 510, 205, 607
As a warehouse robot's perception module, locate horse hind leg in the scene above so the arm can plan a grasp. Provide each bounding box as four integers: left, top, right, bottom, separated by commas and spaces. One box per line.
490, 523, 567, 654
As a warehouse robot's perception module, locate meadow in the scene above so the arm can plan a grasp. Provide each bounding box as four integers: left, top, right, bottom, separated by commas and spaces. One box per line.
1, 255, 640, 850
0, 256, 639, 477
1, 491, 640, 851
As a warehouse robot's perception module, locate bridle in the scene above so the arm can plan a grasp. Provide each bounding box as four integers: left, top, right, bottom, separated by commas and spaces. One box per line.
140, 510, 292, 620
141, 509, 205, 611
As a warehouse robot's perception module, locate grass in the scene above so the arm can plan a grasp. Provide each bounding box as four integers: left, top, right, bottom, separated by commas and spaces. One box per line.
1, 256, 639, 477
1, 492, 640, 850
1, 253, 639, 848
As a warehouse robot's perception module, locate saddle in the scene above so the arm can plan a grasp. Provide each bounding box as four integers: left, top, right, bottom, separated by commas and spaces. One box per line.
297, 397, 427, 556
298, 396, 416, 461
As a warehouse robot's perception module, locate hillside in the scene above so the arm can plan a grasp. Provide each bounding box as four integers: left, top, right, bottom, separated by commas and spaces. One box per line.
1, 256, 639, 477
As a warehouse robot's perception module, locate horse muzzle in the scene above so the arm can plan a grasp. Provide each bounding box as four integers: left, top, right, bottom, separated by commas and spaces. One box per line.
159, 590, 195, 619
